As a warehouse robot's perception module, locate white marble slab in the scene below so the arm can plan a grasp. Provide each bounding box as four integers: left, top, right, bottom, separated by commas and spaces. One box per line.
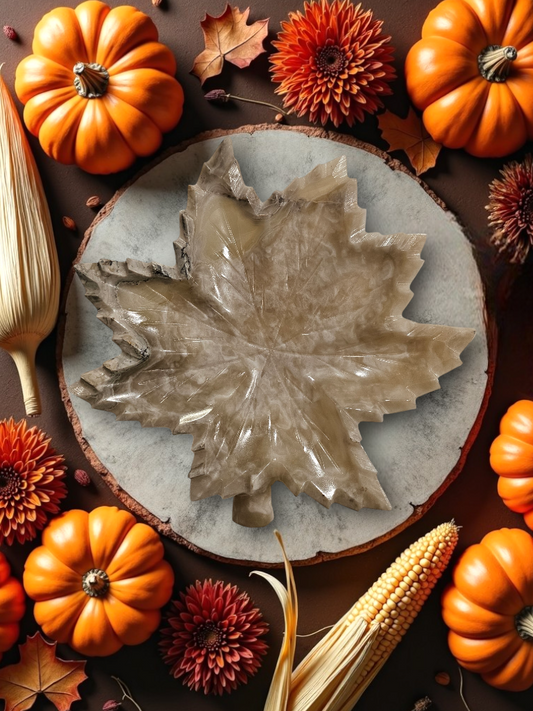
61, 129, 489, 564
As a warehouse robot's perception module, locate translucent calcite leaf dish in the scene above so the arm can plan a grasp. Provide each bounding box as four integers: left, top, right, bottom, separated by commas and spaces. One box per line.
75, 139, 474, 528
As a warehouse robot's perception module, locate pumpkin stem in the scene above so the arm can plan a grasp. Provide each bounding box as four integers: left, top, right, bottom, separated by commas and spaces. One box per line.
478, 45, 517, 82
82, 568, 110, 597
73, 62, 109, 99
515, 606, 533, 640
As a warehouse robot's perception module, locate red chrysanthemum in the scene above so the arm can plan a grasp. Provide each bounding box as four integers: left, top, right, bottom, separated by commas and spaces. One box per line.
487, 154, 533, 264
159, 579, 268, 695
0, 418, 67, 545
270, 0, 396, 127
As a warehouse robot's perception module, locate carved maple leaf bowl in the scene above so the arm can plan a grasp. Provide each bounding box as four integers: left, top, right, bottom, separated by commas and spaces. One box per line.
60, 127, 491, 564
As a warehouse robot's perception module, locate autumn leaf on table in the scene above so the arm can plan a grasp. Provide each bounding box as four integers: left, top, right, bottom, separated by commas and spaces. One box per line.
0, 633, 87, 711
192, 4, 269, 84
74, 139, 474, 529
378, 108, 442, 176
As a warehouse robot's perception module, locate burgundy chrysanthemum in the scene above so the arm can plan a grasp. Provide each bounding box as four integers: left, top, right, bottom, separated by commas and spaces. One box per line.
0, 418, 67, 545
270, 0, 396, 127
487, 154, 533, 264
160, 579, 268, 695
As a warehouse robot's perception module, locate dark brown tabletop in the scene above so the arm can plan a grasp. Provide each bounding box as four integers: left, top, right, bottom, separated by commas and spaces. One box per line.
1, 0, 532, 709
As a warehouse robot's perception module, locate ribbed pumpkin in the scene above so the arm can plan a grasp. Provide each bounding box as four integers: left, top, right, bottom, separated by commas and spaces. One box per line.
442, 528, 533, 691
490, 400, 533, 529
0, 553, 25, 660
15, 0, 184, 174
23, 506, 174, 657
405, 0, 533, 157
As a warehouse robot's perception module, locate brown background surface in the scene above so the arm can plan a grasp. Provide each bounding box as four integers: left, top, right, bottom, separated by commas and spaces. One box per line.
0, 0, 532, 709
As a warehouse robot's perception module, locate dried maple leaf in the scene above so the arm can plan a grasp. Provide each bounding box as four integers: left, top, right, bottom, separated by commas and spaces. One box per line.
0, 633, 87, 711
191, 4, 269, 84
75, 140, 474, 528
378, 108, 442, 176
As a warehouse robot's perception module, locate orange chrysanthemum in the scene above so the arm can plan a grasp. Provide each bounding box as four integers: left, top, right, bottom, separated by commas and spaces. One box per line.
0, 418, 67, 545
270, 0, 396, 127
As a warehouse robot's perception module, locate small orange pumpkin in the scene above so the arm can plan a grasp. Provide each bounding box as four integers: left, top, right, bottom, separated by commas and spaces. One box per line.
442, 528, 533, 691
15, 1, 184, 174
23, 506, 174, 657
490, 400, 533, 529
405, 0, 533, 157
0, 553, 25, 661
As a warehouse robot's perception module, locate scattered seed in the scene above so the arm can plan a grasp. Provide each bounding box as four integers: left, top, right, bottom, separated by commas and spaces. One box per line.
62, 216, 77, 232
435, 671, 451, 686
102, 701, 122, 711
3, 25, 18, 41
74, 469, 91, 487
86, 195, 102, 208
274, 113, 284, 123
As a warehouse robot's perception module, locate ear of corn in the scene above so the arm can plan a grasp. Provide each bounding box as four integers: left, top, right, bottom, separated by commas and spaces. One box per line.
0, 68, 60, 416
258, 522, 459, 711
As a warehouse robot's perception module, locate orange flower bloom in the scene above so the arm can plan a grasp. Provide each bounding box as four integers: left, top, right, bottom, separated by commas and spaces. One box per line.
0, 418, 67, 545
270, 0, 396, 127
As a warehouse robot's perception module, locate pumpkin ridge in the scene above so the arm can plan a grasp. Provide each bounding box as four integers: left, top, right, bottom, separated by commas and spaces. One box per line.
39, 94, 88, 164
422, 0, 488, 50
33, 7, 89, 70
463, 0, 515, 46
480, 539, 529, 611
75, 0, 111, 62
101, 91, 161, 155
453, 541, 523, 615
88, 506, 137, 571
424, 77, 489, 147
504, 82, 530, 130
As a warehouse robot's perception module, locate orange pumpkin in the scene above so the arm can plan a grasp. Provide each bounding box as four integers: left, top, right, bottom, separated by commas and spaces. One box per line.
405, 0, 533, 157
490, 400, 533, 529
0, 553, 25, 660
15, 1, 184, 174
442, 528, 533, 691
23, 506, 174, 657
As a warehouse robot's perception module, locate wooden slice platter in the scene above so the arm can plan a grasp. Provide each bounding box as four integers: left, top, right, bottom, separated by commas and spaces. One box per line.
58, 125, 494, 566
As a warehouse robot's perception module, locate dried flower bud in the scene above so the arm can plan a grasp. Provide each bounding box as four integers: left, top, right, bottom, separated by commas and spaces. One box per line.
204, 89, 230, 103
86, 196, 101, 209
102, 701, 122, 711
3, 25, 18, 41
434, 671, 450, 686
62, 216, 77, 232
274, 113, 284, 123
74, 469, 91, 487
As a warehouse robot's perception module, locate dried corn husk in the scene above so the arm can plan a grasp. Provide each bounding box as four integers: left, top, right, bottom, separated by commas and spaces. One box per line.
0, 68, 60, 415
253, 531, 298, 711
257, 522, 459, 710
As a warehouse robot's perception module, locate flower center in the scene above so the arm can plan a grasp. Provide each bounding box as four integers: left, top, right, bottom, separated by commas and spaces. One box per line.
73, 62, 109, 98
82, 568, 110, 598
515, 606, 533, 640
194, 621, 225, 650
316, 46, 347, 76
0, 466, 22, 499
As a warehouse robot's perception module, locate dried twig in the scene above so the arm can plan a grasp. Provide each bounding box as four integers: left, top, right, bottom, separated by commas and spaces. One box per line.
458, 666, 473, 711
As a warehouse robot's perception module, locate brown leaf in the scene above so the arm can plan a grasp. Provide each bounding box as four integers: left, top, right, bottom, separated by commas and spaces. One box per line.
0, 633, 87, 711
192, 4, 268, 84
378, 108, 442, 176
